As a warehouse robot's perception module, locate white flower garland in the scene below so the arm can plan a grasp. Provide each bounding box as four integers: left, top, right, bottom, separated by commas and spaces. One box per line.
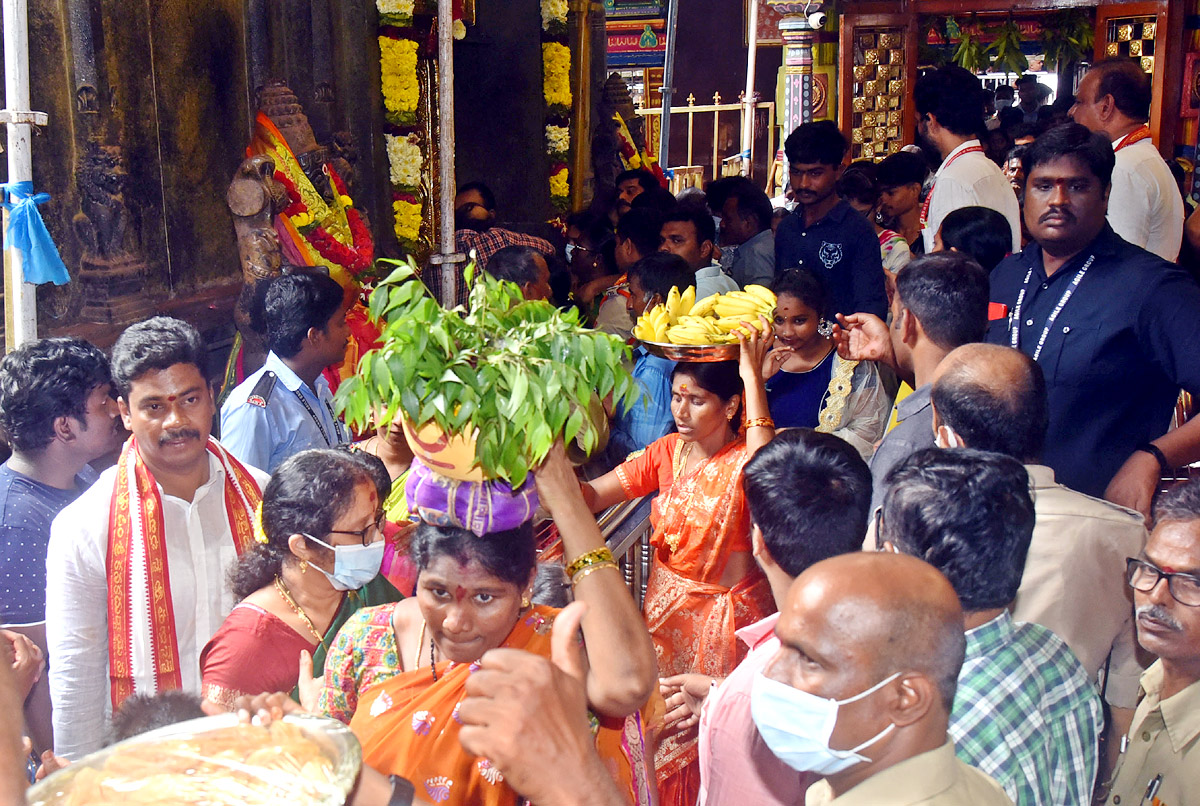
545, 124, 570, 156
377, 0, 415, 16
541, 0, 568, 30
386, 133, 423, 188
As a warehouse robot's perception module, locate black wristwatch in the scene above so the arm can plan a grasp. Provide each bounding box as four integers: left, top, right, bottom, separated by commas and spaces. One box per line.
388, 775, 415, 806
1136, 442, 1172, 476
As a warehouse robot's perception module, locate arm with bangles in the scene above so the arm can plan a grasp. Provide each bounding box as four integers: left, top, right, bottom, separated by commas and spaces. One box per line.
535, 445, 658, 718
738, 317, 776, 457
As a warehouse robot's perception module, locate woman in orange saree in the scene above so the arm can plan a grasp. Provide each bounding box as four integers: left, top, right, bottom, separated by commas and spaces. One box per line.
582, 327, 778, 806
339, 447, 659, 806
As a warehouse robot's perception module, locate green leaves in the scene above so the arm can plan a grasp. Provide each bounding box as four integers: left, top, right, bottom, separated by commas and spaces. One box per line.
332, 256, 637, 485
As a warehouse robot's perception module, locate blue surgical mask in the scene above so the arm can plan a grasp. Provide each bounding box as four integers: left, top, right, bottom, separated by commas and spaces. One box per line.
564, 243, 576, 262
304, 534, 385, 591
750, 671, 899, 775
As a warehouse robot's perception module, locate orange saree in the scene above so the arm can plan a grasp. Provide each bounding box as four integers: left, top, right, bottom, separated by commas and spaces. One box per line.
614, 434, 776, 806
349, 605, 654, 806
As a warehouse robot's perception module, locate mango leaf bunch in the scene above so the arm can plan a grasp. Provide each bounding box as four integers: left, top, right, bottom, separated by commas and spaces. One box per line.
335, 258, 639, 486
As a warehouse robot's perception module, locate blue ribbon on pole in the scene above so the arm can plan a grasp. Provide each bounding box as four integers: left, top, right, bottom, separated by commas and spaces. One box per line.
1, 180, 71, 286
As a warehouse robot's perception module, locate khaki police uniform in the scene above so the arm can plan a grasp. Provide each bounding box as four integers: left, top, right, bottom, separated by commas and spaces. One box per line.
1104, 661, 1200, 806
805, 741, 1013, 805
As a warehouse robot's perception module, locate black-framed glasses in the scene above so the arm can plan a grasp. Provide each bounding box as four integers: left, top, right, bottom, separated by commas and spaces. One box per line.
327, 513, 388, 546
1125, 557, 1200, 607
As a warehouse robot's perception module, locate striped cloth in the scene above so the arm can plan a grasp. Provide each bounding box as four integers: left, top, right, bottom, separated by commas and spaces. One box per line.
949, 611, 1102, 806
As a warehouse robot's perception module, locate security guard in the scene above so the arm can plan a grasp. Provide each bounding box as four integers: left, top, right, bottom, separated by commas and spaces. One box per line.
1103, 479, 1200, 806
221, 272, 350, 473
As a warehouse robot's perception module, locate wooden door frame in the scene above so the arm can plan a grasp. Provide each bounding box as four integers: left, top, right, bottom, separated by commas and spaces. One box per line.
837, 10, 919, 155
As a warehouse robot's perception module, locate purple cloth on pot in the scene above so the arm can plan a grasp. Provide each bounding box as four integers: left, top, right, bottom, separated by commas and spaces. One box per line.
405, 457, 538, 536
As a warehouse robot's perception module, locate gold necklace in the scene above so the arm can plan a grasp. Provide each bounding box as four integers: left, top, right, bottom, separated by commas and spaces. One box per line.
274, 576, 323, 643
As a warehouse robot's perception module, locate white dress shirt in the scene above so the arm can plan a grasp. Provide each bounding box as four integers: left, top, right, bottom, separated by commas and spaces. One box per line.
922, 139, 1022, 253
45, 451, 269, 758
1108, 136, 1184, 261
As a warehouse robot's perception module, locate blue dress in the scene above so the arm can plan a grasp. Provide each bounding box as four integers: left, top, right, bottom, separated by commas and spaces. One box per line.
765, 348, 836, 429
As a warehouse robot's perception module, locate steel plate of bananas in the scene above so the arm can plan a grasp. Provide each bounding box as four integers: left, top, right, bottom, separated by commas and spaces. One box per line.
632, 284, 776, 362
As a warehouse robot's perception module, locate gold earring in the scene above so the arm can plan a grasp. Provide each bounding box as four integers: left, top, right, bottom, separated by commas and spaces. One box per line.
521, 594, 531, 610
300, 560, 308, 573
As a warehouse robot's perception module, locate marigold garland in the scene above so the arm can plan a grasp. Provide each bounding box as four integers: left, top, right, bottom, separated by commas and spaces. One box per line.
376, 0, 415, 26
541, 42, 572, 111
380, 37, 420, 124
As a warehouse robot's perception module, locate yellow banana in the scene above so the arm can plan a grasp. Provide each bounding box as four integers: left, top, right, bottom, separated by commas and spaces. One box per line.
679, 285, 696, 317
713, 301, 763, 318
689, 292, 720, 318
743, 284, 778, 307
667, 325, 715, 345
665, 287, 682, 325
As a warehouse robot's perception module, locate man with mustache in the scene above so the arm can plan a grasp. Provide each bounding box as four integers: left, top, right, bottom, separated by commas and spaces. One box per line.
775, 121, 887, 319
985, 124, 1200, 518
1102, 478, 1200, 804
46, 317, 270, 758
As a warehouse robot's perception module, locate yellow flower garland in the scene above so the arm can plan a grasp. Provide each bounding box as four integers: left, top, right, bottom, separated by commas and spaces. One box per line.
393, 199, 423, 243
380, 37, 420, 117
549, 166, 570, 200
542, 42, 572, 108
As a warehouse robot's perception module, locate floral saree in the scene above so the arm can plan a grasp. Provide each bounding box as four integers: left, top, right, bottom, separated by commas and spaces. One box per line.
615, 434, 776, 806
348, 605, 654, 806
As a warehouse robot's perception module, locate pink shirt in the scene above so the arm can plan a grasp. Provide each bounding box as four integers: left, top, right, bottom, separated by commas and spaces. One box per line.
698, 612, 813, 805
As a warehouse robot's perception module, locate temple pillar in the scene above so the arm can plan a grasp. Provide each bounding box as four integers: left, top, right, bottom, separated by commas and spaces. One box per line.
767, 0, 822, 134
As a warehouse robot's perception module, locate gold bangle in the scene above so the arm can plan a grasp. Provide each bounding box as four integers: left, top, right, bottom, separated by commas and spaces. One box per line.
566, 547, 616, 578
745, 416, 775, 429
570, 561, 619, 586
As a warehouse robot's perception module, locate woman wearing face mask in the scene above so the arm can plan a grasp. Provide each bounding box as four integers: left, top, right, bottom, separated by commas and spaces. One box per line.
582, 331, 776, 806
321, 445, 657, 806
200, 449, 402, 707
763, 269, 891, 460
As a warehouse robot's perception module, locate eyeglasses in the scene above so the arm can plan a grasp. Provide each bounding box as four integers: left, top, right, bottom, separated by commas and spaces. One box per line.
1125, 557, 1200, 607
327, 513, 388, 547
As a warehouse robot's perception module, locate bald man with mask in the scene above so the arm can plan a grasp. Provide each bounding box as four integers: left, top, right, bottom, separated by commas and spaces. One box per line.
753, 552, 1012, 805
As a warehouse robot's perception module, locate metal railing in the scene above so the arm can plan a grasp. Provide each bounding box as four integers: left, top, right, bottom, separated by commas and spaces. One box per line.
636, 92, 776, 193
599, 495, 654, 609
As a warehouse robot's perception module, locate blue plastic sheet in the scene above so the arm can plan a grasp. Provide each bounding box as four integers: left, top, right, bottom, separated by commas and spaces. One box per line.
1, 180, 70, 285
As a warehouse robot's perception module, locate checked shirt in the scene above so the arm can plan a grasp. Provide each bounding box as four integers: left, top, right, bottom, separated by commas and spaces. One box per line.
949, 611, 1102, 806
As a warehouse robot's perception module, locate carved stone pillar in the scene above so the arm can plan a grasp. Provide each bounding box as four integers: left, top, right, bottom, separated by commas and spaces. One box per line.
768, 0, 823, 133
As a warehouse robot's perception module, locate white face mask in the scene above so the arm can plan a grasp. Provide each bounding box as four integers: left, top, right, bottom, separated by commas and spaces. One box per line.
304, 533, 385, 591
995, 98, 1013, 111
751, 671, 900, 775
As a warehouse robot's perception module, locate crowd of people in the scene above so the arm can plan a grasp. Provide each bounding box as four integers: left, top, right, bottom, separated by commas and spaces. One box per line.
2, 58, 1200, 806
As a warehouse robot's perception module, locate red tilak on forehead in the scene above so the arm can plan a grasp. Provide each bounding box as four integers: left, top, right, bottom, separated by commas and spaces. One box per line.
167, 395, 177, 402
1161, 565, 1178, 574
455, 586, 467, 602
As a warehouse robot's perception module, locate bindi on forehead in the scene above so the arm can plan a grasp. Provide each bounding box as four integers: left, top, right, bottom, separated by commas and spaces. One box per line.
455, 586, 467, 602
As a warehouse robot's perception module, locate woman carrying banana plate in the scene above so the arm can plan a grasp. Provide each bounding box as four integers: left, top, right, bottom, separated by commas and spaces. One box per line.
581, 315, 777, 806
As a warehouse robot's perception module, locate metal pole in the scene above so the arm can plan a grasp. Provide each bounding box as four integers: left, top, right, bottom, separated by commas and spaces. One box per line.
431, 0, 464, 307
657, 0, 678, 170
740, 0, 758, 177
2, 0, 40, 348
568, 0, 593, 212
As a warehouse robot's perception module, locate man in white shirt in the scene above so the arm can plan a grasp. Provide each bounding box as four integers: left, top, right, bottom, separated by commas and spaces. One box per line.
659, 208, 738, 298
1070, 58, 1184, 261
915, 65, 1021, 253
46, 317, 269, 758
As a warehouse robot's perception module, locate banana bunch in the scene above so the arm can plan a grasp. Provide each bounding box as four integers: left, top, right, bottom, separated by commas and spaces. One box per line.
633, 284, 777, 346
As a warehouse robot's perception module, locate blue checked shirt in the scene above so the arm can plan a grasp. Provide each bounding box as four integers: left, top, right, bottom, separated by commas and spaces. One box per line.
950, 611, 1102, 806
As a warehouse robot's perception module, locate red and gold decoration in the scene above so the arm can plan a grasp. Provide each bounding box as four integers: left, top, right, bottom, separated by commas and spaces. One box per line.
541, 0, 572, 211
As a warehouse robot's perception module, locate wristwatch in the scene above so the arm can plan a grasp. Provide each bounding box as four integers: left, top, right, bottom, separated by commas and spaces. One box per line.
388, 775, 415, 806
1136, 443, 1172, 476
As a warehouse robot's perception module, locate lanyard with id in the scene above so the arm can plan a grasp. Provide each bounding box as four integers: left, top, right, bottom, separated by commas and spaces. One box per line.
1008, 254, 1095, 361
